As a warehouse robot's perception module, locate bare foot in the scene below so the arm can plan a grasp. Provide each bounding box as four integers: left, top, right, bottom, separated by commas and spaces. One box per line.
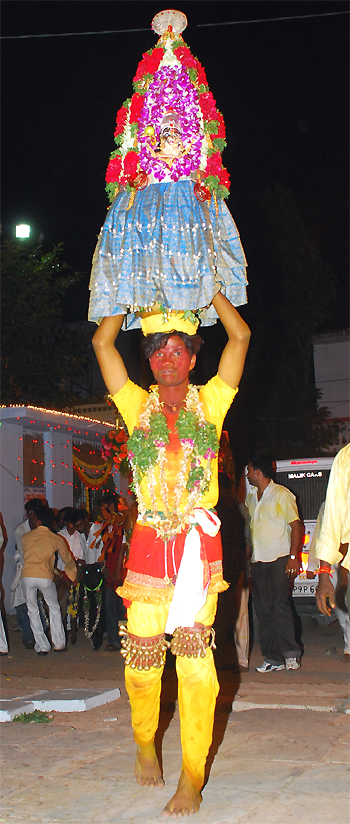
162, 771, 201, 817
134, 742, 164, 787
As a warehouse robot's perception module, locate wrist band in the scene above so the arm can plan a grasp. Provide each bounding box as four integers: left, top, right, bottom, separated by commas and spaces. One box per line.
290, 555, 296, 560
317, 566, 333, 577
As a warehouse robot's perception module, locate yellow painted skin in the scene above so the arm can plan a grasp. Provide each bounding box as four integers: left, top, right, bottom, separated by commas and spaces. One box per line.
125, 593, 219, 791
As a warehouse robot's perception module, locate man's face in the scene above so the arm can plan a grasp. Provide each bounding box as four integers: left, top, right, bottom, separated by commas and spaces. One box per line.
149, 336, 196, 388
28, 510, 39, 530
246, 463, 258, 487
74, 518, 86, 534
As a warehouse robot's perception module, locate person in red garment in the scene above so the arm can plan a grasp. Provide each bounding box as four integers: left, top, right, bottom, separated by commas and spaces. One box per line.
92, 292, 250, 816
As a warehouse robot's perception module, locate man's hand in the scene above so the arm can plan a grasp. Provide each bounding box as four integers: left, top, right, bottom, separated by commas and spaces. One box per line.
316, 573, 336, 616
285, 556, 300, 579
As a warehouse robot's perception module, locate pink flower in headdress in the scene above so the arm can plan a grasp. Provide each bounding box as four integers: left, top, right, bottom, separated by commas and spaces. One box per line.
133, 48, 164, 82
199, 91, 217, 121
114, 105, 128, 137
105, 155, 122, 182
138, 65, 202, 182
205, 152, 222, 177
129, 93, 145, 124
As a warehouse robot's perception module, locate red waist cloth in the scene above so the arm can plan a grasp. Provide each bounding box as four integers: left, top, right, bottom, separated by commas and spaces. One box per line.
126, 521, 223, 581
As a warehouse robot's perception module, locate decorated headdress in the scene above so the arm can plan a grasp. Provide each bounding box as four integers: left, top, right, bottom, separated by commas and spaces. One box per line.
140, 309, 200, 337
105, 9, 230, 203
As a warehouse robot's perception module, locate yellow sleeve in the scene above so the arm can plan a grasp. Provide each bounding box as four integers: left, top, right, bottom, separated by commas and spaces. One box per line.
56, 536, 77, 582
279, 487, 300, 524
112, 379, 148, 435
316, 445, 350, 570
199, 374, 238, 436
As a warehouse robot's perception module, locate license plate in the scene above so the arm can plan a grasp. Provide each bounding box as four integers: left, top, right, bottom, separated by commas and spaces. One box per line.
292, 578, 318, 597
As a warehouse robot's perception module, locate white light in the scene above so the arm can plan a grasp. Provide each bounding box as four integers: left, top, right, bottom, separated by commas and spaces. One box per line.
16, 224, 31, 238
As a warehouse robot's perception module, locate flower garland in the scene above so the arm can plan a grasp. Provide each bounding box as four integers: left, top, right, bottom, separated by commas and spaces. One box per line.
127, 384, 219, 540
83, 586, 103, 642
100, 427, 130, 476
67, 584, 79, 619
105, 30, 230, 203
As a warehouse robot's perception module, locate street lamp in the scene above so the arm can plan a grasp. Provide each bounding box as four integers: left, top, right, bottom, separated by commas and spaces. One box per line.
15, 224, 31, 239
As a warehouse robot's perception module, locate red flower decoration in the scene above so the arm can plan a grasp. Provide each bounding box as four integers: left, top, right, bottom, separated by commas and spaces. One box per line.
211, 111, 226, 140
205, 152, 222, 177
195, 62, 208, 87
123, 151, 139, 177
133, 48, 164, 82
105, 155, 122, 183
199, 92, 218, 121
114, 105, 128, 137
219, 168, 231, 189
129, 93, 145, 124
174, 46, 197, 70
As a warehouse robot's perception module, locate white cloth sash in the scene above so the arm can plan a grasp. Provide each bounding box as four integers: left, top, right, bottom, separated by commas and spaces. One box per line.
165, 508, 221, 634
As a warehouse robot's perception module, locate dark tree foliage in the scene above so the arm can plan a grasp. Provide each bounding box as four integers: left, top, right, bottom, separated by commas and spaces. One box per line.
225, 183, 339, 467
1, 241, 88, 407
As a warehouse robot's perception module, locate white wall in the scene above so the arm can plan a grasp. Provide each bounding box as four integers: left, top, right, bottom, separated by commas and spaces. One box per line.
43, 428, 73, 510
0, 422, 25, 613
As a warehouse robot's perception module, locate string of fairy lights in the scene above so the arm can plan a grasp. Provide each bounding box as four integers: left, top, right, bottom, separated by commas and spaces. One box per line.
0, 405, 114, 495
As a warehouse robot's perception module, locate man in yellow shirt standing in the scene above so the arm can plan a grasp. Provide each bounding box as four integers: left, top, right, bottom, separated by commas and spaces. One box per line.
315, 444, 350, 617
92, 292, 250, 817
246, 456, 302, 673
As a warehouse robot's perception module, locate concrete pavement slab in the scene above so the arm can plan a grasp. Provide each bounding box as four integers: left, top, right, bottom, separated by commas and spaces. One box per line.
1, 614, 349, 822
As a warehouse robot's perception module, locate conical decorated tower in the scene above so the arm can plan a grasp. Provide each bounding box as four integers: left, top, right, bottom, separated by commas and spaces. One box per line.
105, 9, 230, 207
89, 9, 247, 330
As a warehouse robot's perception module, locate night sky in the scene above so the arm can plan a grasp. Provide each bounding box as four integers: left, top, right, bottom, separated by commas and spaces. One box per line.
2, 0, 349, 330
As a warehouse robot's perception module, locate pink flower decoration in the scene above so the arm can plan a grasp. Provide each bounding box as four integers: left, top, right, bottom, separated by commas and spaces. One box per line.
138, 65, 202, 182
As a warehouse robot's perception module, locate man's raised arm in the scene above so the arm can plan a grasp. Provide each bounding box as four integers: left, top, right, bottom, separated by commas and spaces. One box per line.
92, 315, 128, 397
212, 292, 251, 389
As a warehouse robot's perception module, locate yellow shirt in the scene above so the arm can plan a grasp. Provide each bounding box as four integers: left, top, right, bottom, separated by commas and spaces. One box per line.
316, 444, 350, 570
246, 480, 299, 563
22, 526, 77, 581
112, 374, 237, 513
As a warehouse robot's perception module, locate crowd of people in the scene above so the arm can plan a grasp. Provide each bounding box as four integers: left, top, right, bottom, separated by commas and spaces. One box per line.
2, 447, 349, 668
5, 492, 135, 655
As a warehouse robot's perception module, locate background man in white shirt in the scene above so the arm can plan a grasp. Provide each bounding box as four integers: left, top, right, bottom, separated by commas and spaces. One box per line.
246, 455, 302, 672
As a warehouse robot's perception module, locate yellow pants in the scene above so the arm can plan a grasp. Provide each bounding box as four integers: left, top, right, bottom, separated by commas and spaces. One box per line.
125, 593, 219, 791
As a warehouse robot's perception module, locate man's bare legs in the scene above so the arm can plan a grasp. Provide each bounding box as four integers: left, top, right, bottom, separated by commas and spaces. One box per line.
162, 771, 201, 817
135, 740, 164, 787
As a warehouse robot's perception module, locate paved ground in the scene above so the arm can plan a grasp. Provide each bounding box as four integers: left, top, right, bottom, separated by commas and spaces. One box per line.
1, 613, 349, 823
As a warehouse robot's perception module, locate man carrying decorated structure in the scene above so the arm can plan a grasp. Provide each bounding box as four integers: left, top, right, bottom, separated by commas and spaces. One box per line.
90, 10, 250, 817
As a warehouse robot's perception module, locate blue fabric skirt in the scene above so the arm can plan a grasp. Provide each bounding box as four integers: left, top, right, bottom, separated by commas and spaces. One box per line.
88, 179, 247, 327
